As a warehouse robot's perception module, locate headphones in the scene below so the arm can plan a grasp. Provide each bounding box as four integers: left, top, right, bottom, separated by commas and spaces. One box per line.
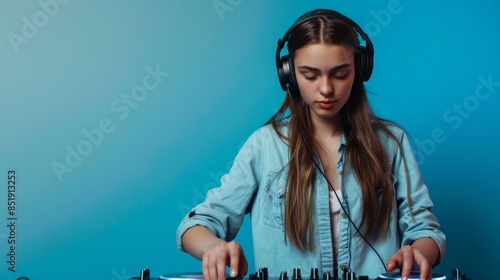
276, 9, 374, 92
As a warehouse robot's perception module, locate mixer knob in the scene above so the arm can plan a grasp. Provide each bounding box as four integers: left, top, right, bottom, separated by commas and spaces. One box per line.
451, 269, 469, 280
280, 271, 288, 280
342, 266, 351, 280
279, 271, 288, 280
292, 267, 302, 280
342, 267, 351, 280
292, 268, 302, 280
310, 268, 319, 280
259, 267, 268, 280
322, 271, 331, 280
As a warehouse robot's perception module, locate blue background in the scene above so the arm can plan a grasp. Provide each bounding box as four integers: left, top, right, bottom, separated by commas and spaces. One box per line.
0, 0, 499, 279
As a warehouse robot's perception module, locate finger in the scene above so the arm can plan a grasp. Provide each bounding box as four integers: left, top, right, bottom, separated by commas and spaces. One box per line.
238, 253, 248, 278
386, 257, 400, 272
202, 251, 216, 280
386, 252, 403, 272
215, 245, 228, 280
414, 254, 431, 280
400, 246, 414, 280
233, 243, 248, 278
202, 251, 209, 280
227, 243, 241, 278
418, 263, 431, 280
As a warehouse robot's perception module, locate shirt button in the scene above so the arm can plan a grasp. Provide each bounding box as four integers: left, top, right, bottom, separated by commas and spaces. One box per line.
341, 212, 347, 218
277, 188, 282, 194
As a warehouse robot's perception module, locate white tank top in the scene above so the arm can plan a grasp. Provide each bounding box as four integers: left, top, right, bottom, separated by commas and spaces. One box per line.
329, 189, 343, 262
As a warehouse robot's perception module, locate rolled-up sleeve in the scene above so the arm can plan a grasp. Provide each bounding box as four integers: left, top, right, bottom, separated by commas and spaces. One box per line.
392, 129, 447, 263
176, 129, 263, 251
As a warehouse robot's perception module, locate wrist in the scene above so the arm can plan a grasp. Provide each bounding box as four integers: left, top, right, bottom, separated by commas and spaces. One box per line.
201, 240, 225, 254
411, 237, 440, 266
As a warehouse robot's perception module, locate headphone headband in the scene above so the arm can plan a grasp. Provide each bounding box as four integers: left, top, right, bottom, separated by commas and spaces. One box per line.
276, 9, 374, 92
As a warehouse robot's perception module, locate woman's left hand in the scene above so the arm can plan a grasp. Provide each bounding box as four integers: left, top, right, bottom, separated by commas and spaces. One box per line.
386, 245, 432, 280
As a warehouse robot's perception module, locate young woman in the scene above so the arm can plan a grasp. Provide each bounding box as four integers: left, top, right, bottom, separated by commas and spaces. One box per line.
176, 9, 446, 280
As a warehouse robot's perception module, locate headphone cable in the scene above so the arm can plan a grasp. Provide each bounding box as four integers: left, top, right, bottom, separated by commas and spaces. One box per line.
286, 88, 388, 273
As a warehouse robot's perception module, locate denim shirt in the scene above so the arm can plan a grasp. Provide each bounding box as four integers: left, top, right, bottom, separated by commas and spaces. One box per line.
176, 120, 446, 279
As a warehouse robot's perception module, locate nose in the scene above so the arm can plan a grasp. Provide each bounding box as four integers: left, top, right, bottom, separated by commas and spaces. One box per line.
319, 76, 333, 96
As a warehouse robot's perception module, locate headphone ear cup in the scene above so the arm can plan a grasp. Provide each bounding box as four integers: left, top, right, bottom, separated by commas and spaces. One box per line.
278, 54, 298, 93
363, 47, 374, 82
277, 55, 287, 91
354, 50, 365, 83
355, 46, 374, 82
286, 55, 298, 93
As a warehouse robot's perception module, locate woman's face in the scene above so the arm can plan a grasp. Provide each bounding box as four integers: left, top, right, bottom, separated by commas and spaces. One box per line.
294, 43, 355, 124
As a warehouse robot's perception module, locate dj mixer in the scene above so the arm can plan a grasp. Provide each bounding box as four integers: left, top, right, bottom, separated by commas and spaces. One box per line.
130, 267, 469, 280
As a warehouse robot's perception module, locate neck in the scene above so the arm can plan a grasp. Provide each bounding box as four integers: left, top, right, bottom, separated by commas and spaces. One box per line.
312, 115, 343, 141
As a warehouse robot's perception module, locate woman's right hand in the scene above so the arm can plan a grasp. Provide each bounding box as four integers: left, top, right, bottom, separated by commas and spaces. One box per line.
202, 241, 248, 280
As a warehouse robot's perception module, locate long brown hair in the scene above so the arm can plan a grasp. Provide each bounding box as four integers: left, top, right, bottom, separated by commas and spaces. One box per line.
267, 12, 406, 251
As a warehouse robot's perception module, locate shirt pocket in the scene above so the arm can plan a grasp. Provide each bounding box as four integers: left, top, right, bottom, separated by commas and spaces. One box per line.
263, 170, 287, 230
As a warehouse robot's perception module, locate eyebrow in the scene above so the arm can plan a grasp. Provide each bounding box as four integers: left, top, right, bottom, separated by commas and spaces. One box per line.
297, 63, 351, 72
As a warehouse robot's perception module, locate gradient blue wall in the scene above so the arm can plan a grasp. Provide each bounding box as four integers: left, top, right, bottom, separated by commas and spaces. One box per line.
0, 1, 498, 279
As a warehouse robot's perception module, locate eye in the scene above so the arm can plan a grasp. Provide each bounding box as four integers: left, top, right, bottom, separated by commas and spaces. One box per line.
304, 75, 317, 81
302, 72, 318, 81
332, 70, 350, 80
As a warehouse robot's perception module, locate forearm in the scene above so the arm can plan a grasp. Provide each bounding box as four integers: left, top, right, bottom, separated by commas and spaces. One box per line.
182, 225, 225, 260
411, 237, 440, 266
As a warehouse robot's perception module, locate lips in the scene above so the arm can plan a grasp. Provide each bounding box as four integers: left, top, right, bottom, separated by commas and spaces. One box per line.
317, 100, 334, 109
